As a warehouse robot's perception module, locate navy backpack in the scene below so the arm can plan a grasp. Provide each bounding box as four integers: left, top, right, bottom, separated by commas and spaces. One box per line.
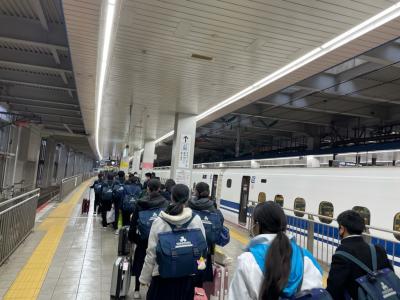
336, 244, 400, 300
113, 182, 125, 204
102, 185, 113, 205
156, 216, 208, 278
94, 182, 103, 194
192, 210, 223, 245
137, 207, 165, 240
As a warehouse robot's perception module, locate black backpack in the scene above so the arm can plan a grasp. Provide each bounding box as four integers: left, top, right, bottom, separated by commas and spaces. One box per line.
336, 244, 400, 300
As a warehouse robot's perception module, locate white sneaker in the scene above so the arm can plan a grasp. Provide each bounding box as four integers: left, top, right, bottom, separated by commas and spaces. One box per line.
133, 291, 141, 299
114, 230, 119, 235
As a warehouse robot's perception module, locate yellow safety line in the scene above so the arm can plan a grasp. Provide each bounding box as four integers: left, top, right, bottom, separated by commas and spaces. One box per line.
4, 182, 90, 300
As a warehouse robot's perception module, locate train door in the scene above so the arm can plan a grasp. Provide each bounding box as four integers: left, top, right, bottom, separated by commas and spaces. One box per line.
239, 176, 251, 224
211, 174, 218, 200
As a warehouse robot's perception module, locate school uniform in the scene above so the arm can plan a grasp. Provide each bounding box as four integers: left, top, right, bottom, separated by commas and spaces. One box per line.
139, 208, 206, 300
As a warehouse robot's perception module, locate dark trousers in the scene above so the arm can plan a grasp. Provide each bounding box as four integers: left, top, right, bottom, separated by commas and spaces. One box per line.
101, 205, 107, 227
94, 194, 100, 214
122, 211, 131, 226
113, 202, 120, 229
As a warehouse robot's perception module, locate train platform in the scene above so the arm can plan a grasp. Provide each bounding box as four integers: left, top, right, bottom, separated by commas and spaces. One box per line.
0, 180, 248, 300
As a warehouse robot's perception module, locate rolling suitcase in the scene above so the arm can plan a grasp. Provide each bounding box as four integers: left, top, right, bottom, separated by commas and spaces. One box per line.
110, 256, 131, 299
118, 226, 131, 256
81, 190, 90, 214
209, 263, 229, 300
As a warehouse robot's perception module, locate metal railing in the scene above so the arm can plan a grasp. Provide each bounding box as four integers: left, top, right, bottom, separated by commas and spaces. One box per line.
0, 189, 40, 266
246, 201, 400, 272
59, 174, 83, 201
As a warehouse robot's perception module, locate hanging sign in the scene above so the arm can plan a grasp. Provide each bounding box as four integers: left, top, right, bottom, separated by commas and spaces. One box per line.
178, 134, 191, 169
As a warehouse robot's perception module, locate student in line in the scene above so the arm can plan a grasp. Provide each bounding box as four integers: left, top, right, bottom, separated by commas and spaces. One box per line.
327, 210, 393, 299
189, 182, 224, 284
129, 179, 168, 299
139, 184, 206, 300
229, 201, 323, 300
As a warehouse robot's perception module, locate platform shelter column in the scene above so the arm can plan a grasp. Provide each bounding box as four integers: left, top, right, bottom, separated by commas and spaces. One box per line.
131, 150, 141, 173
142, 141, 155, 173
170, 113, 196, 187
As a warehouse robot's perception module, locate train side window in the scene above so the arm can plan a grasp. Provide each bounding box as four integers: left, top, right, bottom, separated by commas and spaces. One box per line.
394, 213, 400, 241
319, 201, 334, 224
226, 179, 232, 188
352, 206, 371, 226
258, 192, 266, 203
274, 194, 284, 207
294, 197, 306, 217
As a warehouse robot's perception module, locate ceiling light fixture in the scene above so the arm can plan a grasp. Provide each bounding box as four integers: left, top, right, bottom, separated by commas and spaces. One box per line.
140, 2, 400, 146
95, 0, 117, 160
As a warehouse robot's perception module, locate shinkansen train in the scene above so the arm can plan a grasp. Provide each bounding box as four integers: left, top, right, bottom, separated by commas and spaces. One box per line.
155, 167, 400, 268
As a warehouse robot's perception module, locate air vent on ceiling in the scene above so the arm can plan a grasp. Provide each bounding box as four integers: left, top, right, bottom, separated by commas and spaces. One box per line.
191, 53, 213, 61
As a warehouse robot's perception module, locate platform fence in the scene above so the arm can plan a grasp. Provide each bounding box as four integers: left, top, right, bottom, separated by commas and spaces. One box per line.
246, 201, 400, 272
59, 174, 83, 201
0, 189, 40, 266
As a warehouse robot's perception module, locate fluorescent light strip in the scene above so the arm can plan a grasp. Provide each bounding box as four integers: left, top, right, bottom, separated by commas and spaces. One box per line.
154, 131, 175, 144
138, 2, 400, 146
195, 2, 400, 123
95, 0, 117, 160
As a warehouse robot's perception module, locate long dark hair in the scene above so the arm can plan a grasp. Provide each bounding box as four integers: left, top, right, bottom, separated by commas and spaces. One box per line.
166, 184, 189, 216
254, 201, 291, 300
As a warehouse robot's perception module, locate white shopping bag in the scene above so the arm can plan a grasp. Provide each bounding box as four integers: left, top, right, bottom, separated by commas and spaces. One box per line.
106, 207, 115, 224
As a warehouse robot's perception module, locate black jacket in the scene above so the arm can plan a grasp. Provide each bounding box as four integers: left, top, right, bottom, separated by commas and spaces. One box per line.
188, 197, 224, 248
327, 236, 393, 300
128, 192, 168, 245
90, 179, 104, 193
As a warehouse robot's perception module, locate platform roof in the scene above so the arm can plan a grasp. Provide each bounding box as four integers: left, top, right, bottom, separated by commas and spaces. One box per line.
63, 0, 400, 160
0, 0, 93, 157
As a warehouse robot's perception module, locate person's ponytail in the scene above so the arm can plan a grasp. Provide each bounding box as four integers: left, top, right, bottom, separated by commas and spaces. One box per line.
166, 184, 189, 216
260, 231, 292, 300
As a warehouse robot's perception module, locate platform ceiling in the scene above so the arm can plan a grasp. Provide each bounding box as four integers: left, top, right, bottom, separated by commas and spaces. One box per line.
62, 0, 400, 159
0, 0, 93, 157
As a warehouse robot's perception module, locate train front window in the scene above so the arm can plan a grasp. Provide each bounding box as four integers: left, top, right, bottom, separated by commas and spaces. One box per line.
394, 213, 400, 241
352, 206, 371, 226
274, 194, 284, 207
294, 197, 306, 217
319, 201, 334, 224
258, 192, 266, 203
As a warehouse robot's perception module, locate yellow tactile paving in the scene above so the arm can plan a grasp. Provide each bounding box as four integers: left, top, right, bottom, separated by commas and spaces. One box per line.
3, 182, 90, 300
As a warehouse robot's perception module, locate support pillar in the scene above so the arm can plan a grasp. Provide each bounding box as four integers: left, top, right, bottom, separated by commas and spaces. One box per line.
170, 113, 196, 186
131, 150, 141, 173
142, 141, 155, 172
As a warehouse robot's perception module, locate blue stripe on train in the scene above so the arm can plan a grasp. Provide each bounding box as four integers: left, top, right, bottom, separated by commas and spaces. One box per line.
220, 198, 400, 265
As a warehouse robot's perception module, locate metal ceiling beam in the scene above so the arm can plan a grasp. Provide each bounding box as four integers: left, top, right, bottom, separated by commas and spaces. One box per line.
12, 110, 82, 120
0, 95, 79, 108
0, 37, 68, 52
63, 124, 74, 134
230, 112, 330, 127
9, 102, 80, 113
29, 0, 49, 31
359, 44, 400, 67
257, 96, 377, 119
0, 15, 67, 46
0, 79, 76, 92
0, 60, 72, 75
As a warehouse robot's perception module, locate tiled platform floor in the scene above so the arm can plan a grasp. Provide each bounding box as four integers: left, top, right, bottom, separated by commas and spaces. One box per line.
0, 184, 247, 300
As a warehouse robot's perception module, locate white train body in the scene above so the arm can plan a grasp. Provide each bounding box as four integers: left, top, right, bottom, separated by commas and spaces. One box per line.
156, 167, 400, 268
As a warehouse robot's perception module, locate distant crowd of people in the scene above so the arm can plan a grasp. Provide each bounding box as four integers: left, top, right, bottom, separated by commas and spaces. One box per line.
92, 171, 399, 300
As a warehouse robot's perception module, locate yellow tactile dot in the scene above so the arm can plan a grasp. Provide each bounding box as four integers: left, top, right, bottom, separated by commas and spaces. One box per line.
3, 182, 90, 300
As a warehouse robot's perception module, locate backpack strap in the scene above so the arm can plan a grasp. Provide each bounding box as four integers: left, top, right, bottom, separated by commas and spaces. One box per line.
369, 244, 377, 272
335, 250, 374, 276
164, 215, 195, 231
